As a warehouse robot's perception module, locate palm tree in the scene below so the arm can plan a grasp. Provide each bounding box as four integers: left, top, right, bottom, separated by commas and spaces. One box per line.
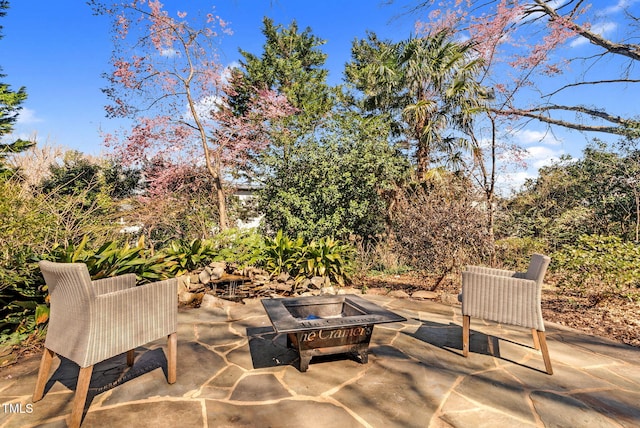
346, 29, 487, 178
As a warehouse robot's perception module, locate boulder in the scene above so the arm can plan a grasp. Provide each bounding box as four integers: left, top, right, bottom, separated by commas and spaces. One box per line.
198, 269, 211, 285
253, 274, 270, 285
200, 293, 231, 309
209, 261, 227, 271
178, 291, 196, 305
189, 273, 200, 285
179, 291, 203, 305
275, 282, 292, 292
210, 267, 225, 280
441, 293, 462, 305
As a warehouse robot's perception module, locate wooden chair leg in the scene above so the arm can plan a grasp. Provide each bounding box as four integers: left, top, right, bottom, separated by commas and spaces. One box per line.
33, 348, 55, 402
535, 330, 553, 375
462, 315, 470, 357
126, 349, 135, 366
69, 365, 93, 428
531, 328, 541, 350
167, 332, 177, 384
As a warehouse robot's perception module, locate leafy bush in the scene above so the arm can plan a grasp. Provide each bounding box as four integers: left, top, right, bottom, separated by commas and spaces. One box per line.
301, 237, 355, 286
207, 228, 265, 268
46, 235, 169, 283
263, 230, 306, 276
262, 231, 355, 285
494, 236, 549, 271
162, 238, 218, 277
258, 112, 407, 242
0, 177, 121, 346
0, 248, 45, 347
552, 235, 640, 302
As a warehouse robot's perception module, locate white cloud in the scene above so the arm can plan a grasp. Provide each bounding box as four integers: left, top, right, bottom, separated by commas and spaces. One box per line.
511, 128, 563, 146
496, 171, 535, 195
525, 145, 563, 169
16, 108, 43, 125
602, 0, 640, 15
569, 21, 617, 48
161, 48, 179, 57
183, 94, 224, 123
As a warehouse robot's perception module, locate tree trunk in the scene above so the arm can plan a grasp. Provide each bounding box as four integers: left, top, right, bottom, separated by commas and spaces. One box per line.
214, 174, 228, 231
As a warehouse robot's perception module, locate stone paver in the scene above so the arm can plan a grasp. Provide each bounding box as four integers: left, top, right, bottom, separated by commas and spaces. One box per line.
0, 294, 639, 427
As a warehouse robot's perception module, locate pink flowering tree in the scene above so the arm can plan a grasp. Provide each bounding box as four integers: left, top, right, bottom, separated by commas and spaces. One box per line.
413, 0, 640, 138
90, 1, 293, 231
411, 0, 640, 257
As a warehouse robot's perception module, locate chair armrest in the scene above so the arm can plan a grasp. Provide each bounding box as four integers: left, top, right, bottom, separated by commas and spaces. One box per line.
92, 274, 137, 295
465, 265, 516, 277
461, 271, 544, 330
86, 278, 178, 365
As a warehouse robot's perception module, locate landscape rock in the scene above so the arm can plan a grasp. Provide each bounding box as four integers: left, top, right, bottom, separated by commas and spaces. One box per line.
276, 272, 290, 283
388, 290, 410, 299
275, 282, 292, 292
199, 270, 212, 284
210, 266, 225, 280
253, 274, 270, 285
176, 275, 190, 293
441, 293, 462, 305
200, 293, 231, 309
209, 261, 227, 271
411, 290, 438, 300
310, 276, 326, 289
320, 286, 336, 295
179, 291, 203, 305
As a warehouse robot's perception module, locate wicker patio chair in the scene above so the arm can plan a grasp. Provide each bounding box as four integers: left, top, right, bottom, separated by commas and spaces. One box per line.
460, 254, 553, 374
33, 261, 178, 427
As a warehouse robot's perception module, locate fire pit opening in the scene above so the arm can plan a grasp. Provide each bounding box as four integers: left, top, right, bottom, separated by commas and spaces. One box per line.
283, 299, 366, 320
262, 295, 406, 372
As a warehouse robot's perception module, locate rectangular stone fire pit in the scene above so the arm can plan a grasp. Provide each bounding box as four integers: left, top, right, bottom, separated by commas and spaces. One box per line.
261, 295, 406, 372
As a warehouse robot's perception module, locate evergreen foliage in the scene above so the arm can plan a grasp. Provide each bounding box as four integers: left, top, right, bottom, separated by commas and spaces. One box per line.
0, 1, 32, 180
257, 112, 408, 241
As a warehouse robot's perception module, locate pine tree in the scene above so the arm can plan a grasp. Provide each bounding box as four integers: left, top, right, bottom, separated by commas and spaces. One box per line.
0, 1, 32, 180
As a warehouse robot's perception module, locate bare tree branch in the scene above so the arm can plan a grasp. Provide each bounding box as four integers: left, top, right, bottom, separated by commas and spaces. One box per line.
544, 79, 640, 97
496, 104, 640, 138
534, 0, 640, 61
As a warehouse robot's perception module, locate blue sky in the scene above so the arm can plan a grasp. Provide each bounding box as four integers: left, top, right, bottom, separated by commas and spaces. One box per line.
2, 0, 639, 191
2, 1, 417, 154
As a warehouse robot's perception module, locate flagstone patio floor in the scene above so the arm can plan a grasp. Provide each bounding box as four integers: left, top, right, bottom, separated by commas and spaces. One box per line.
1, 293, 639, 427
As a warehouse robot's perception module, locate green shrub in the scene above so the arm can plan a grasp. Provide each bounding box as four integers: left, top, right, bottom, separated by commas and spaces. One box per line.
162, 238, 217, 277
495, 236, 549, 270
162, 229, 267, 277
208, 228, 265, 268
0, 248, 45, 346
46, 235, 169, 283
552, 235, 640, 301
262, 231, 355, 286
263, 230, 306, 277
301, 237, 355, 286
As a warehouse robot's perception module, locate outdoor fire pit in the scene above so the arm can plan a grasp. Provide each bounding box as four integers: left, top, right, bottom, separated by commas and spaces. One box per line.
261, 294, 406, 372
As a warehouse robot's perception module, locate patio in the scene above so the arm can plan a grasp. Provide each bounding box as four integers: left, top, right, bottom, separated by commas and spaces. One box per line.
1, 293, 639, 427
